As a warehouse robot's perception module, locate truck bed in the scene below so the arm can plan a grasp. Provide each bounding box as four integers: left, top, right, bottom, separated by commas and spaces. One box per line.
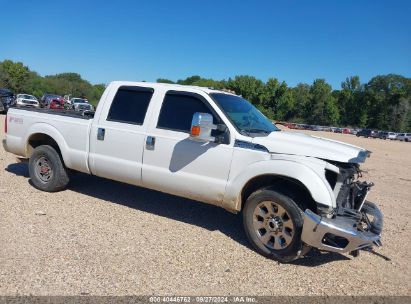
9, 106, 95, 119
5, 106, 94, 174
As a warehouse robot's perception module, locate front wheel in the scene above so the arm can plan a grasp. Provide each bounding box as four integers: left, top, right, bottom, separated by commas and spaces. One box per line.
29, 145, 69, 192
243, 189, 305, 263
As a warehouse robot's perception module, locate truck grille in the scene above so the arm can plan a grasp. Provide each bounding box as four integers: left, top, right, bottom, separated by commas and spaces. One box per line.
79, 105, 91, 110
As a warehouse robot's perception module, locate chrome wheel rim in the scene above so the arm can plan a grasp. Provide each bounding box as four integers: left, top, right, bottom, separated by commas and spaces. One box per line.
253, 201, 294, 250
35, 156, 53, 183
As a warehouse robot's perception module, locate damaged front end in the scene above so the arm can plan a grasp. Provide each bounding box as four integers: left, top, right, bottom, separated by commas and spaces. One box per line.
301, 162, 383, 254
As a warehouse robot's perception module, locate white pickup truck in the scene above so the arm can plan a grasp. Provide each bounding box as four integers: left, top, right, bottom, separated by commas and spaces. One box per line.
2, 81, 383, 262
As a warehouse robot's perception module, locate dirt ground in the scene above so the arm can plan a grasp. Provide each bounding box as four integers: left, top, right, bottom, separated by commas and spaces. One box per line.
0, 113, 410, 296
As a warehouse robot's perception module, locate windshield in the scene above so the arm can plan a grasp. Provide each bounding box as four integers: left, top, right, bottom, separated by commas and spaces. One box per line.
20, 94, 35, 100
73, 98, 87, 103
210, 93, 279, 136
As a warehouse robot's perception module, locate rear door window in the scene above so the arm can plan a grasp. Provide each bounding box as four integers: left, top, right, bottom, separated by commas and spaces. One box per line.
107, 86, 154, 125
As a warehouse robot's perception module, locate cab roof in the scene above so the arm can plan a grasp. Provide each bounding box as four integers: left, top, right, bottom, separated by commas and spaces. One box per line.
109, 81, 236, 96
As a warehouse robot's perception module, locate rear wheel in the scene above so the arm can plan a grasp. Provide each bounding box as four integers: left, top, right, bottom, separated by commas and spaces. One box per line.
243, 189, 305, 263
29, 145, 69, 192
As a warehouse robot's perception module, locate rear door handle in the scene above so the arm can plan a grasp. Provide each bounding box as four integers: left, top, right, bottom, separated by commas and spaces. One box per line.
146, 136, 155, 150
97, 128, 105, 140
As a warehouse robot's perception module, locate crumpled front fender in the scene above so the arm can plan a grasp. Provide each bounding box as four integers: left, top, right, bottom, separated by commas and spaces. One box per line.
222, 158, 335, 212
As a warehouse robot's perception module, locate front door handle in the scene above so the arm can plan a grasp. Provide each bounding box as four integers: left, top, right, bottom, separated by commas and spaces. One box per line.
97, 128, 105, 140
146, 136, 155, 150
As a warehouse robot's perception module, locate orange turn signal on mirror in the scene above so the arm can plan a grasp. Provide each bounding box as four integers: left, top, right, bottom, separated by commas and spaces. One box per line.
191, 125, 201, 136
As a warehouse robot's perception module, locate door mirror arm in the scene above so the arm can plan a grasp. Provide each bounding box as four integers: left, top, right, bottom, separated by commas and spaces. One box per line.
214, 124, 229, 144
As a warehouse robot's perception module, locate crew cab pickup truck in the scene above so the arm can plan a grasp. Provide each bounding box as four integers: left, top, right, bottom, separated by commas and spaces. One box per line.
2, 81, 383, 262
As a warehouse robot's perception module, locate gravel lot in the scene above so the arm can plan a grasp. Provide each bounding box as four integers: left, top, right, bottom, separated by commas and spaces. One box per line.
0, 113, 410, 296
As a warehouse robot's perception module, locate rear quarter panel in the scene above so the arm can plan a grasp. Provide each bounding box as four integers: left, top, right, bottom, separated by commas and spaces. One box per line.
5, 108, 92, 173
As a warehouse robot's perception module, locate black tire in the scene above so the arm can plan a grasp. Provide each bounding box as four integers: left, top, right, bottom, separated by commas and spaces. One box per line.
361, 201, 383, 235
29, 145, 69, 192
243, 189, 304, 263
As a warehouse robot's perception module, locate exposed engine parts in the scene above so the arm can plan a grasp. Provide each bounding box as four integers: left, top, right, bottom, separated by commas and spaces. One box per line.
301, 162, 383, 254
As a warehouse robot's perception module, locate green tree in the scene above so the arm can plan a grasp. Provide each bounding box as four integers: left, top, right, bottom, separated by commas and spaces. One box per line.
260, 78, 281, 110
227, 75, 264, 105
177, 75, 202, 85
338, 76, 367, 127
0, 60, 30, 92
275, 87, 295, 121
291, 83, 311, 122
365, 74, 411, 131
308, 79, 339, 125
157, 78, 175, 84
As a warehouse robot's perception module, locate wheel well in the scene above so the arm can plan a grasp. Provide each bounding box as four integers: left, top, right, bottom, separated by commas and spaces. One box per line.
27, 133, 62, 159
241, 175, 318, 213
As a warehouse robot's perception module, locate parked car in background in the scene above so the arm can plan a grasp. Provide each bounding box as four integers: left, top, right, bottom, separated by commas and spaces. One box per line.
48, 98, 65, 110
70, 97, 94, 112
40, 94, 64, 108
356, 129, 377, 138
15, 94, 40, 108
396, 133, 404, 140
396, 133, 411, 142
370, 130, 379, 138
378, 131, 388, 139
0, 88, 15, 113
387, 132, 397, 140
342, 128, 350, 134
335, 128, 343, 133
282, 122, 296, 129
378, 131, 397, 140
310, 125, 322, 131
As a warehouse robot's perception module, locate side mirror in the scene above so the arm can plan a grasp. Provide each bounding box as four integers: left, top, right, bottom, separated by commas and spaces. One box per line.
189, 112, 216, 142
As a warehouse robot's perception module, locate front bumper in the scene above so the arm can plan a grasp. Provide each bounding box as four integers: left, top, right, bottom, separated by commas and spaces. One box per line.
301, 207, 382, 253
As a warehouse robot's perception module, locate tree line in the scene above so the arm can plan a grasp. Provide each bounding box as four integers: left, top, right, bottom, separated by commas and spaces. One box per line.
159, 74, 411, 132
0, 60, 105, 106
1, 59, 410, 131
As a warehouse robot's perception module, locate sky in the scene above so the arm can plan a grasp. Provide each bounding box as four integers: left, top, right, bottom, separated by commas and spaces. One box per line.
1, 0, 410, 88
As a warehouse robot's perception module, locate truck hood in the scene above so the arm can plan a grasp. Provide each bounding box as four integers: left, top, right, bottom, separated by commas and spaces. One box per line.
252, 131, 369, 163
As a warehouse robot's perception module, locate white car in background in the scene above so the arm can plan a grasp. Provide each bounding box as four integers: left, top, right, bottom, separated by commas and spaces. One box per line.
70, 97, 94, 112
396, 133, 411, 142
386, 132, 397, 140
15, 94, 40, 108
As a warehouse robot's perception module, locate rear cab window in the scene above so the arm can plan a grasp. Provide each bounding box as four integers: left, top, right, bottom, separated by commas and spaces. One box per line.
107, 86, 154, 125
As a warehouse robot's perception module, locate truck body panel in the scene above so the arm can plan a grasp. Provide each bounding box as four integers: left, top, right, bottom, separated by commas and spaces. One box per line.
3, 81, 383, 257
